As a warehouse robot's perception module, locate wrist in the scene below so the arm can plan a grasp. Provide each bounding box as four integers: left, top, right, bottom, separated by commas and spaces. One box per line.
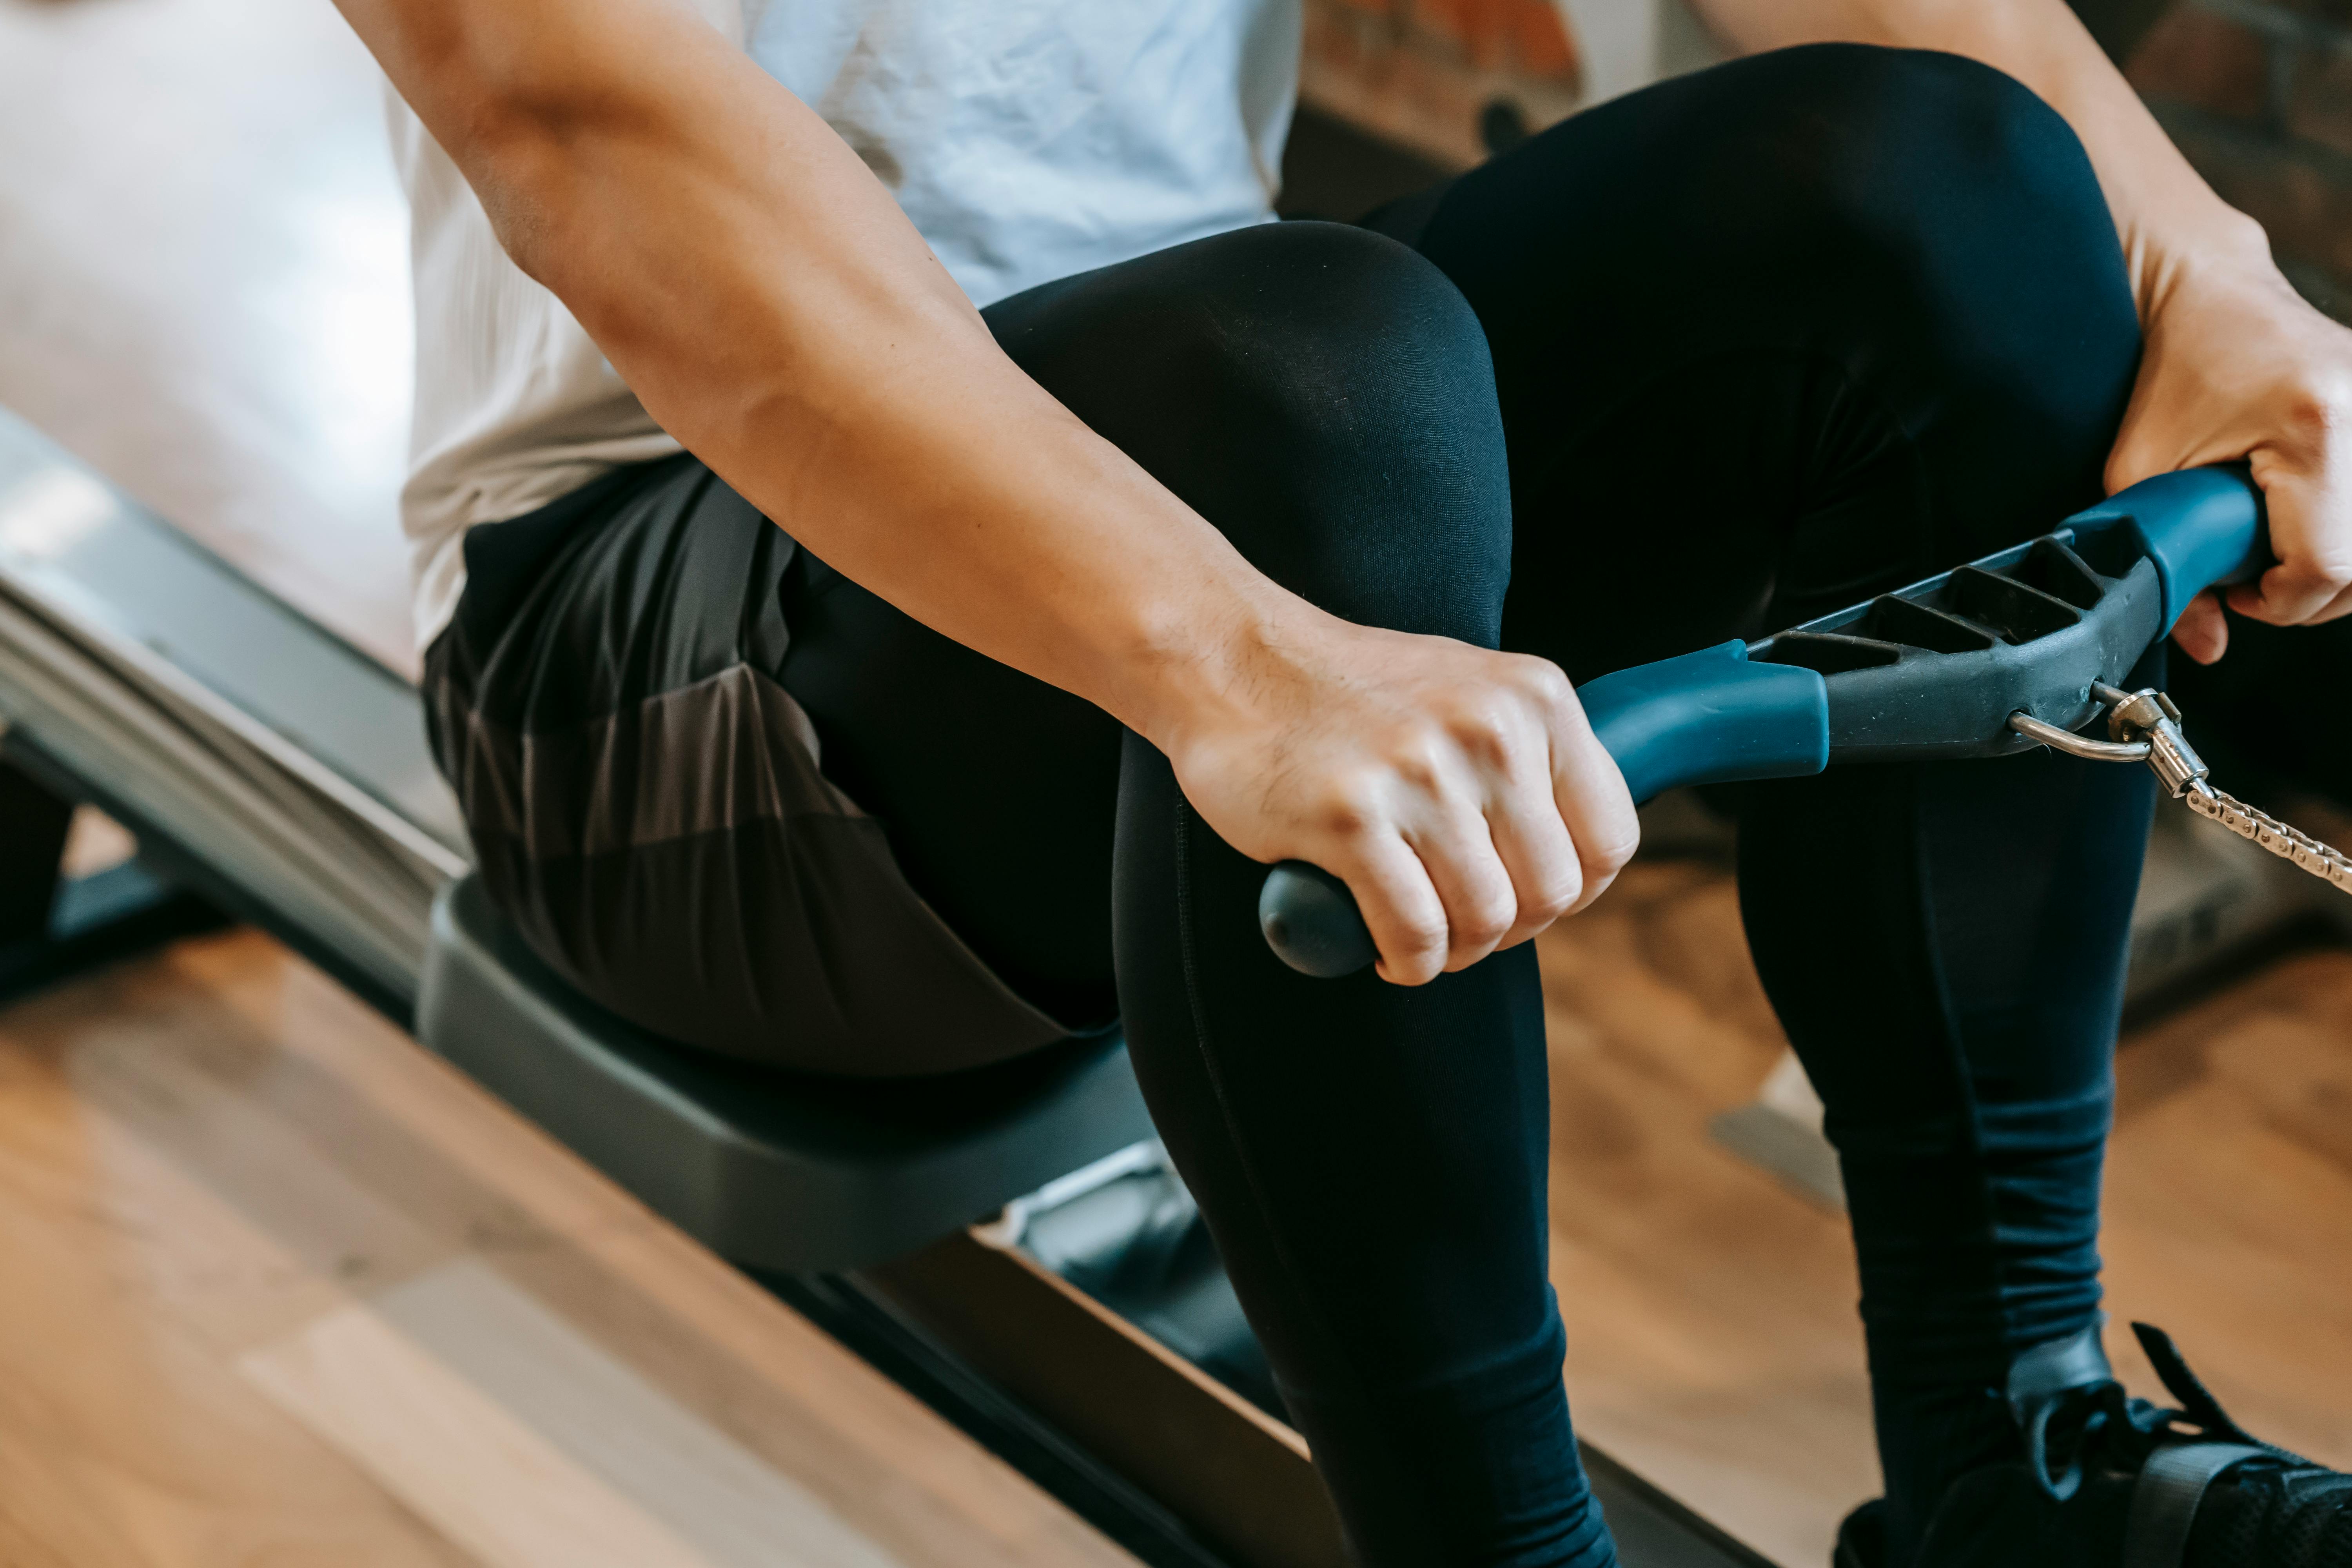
1115, 576, 1334, 759
2129, 204, 2276, 319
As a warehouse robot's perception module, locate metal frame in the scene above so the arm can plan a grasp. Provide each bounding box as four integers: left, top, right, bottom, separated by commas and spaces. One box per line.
0, 749, 226, 1005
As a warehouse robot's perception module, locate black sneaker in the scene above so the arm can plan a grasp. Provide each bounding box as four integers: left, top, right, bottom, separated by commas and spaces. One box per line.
1832, 1322, 2352, 1568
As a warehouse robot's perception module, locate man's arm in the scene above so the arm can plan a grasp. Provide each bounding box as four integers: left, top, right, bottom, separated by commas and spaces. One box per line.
334, 0, 1638, 982
1693, 0, 2352, 661
354, 0, 1266, 740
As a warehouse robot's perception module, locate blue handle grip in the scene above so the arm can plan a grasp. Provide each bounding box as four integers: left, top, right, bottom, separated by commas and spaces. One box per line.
2065, 464, 2268, 630
1579, 641, 1829, 803
1261, 643, 1828, 976
1260, 465, 2270, 979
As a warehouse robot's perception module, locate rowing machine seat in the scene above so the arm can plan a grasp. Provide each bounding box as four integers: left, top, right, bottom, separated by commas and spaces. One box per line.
417, 874, 1154, 1272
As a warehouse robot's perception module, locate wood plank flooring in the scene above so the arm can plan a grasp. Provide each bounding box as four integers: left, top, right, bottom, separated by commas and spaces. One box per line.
11, 868, 2345, 1568
0, 930, 1136, 1568
1535, 860, 2352, 1566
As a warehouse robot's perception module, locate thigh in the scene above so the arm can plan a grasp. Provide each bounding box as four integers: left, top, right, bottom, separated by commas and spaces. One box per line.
783, 218, 1512, 1016
1405, 42, 2140, 676
775, 550, 1127, 1027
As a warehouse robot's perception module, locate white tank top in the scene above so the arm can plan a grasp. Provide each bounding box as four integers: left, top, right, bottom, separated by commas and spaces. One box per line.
391, 0, 1301, 648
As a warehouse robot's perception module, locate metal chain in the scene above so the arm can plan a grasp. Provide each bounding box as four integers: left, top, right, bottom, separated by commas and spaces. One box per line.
2011, 684, 2352, 898
2183, 782, 2352, 895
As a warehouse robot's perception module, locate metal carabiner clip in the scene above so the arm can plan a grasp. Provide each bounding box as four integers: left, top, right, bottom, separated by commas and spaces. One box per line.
2007, 683, 2212, 799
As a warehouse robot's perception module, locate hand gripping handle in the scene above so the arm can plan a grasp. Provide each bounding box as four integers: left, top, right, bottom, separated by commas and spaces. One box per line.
1258, 644, 1829, 977
1256, 464, 2269, 979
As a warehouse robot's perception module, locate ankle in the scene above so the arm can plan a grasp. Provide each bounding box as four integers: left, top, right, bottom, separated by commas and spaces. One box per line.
1871, 1379, 2018, 1567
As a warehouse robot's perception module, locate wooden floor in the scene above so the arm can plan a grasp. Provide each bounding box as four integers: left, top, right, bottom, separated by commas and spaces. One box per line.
9, 862, 2348, 1568
1536, 859, 2352, 1566
0, 910, 1136, 1568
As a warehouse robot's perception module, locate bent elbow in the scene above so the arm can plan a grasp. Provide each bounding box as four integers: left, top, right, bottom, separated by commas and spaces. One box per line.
390, 25, 670, 276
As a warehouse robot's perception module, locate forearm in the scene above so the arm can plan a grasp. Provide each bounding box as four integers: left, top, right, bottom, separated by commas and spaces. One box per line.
1690, 0, 2271, 313
337, 0, 1292, 743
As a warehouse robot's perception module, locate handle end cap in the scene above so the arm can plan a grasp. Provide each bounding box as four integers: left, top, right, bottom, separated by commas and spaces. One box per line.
1259, 861, 1378, 978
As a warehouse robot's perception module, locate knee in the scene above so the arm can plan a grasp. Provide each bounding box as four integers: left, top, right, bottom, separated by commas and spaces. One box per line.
1014, 221, 1513, 639
1172, 222, 1500, 471
1694, 44, 2141, 451
1728, 45, 2134, 333
1206, 225, 1513, 635
1735, 46, 2101, 234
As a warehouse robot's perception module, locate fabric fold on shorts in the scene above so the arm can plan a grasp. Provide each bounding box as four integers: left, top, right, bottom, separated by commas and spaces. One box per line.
423, 456, 1075, 1075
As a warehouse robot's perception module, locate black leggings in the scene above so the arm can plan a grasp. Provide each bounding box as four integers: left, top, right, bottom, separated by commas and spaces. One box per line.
432, 44, 2149, 1568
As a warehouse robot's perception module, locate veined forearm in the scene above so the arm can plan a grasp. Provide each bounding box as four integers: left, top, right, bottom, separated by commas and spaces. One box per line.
334, 0, 1293, 744
1690, 0, 2270, 314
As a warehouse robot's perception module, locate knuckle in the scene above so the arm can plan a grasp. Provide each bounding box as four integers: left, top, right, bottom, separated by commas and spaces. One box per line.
1316, 803, 1371, 840
1514, 656, 1573, 704
1582, 822, 1640, 879
2283, 378, 2352, 448
2288, 555, 2352, 602
1310, 775, 1382, 840
1449, 709, 1515, 770
1378, 725, 1450, 793
1516, 897, 1572, 935
1455, 894, 1514, 949
1527, 871, 1581, 926
1395, 915, 1450, 967
1394, 750, 1443, 792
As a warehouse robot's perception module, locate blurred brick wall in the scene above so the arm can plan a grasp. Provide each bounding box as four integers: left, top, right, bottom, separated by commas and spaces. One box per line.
2128, 0, 2352, 320
1299, 0, 2352, 322
1299, 0, 1584, 167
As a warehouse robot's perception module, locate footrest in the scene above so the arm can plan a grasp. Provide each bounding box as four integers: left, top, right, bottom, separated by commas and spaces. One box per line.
417, 875, 1154, 1272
